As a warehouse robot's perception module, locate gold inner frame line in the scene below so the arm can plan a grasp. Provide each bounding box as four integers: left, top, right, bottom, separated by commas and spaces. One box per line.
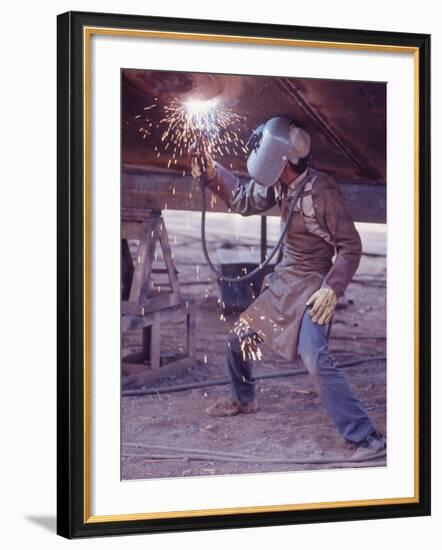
82, 26, 420, 524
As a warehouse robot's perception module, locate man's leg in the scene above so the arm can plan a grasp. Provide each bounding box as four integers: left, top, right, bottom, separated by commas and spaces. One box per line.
226, 331, 256, 405
298, 310, 375, 443
206, 331, 258, 417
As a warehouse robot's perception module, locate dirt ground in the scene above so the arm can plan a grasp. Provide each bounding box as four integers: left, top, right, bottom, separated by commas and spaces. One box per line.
121, 213, 386, 480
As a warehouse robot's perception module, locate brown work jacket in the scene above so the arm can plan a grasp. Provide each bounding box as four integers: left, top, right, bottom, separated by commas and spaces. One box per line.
207, 163, 362, 361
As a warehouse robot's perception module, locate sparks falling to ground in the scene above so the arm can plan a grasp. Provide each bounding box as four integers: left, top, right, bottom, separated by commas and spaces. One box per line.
134, 97, 249, 170
233, 318, 264, 362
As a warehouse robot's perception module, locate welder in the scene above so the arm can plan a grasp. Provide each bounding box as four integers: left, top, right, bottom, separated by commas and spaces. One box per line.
191, 116, 385, 458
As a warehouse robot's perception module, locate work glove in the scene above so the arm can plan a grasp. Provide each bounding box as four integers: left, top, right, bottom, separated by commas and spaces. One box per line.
305, 287, 337, 325
189, 143, 216, 180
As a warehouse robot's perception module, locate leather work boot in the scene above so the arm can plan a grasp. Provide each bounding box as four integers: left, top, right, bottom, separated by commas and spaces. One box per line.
347, 431, 386, 461
205, 397, 259, 417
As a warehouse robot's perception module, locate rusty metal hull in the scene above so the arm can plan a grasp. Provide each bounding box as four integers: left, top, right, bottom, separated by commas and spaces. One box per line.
122, 71, 386, 184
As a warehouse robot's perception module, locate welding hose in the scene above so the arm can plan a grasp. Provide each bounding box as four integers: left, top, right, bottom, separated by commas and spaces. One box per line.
200, 176, 308, 283
122, 355, 386, 396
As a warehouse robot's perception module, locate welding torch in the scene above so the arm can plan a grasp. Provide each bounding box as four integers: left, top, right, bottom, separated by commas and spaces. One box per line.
190, 138, 216, 181
193, 134, 207, 175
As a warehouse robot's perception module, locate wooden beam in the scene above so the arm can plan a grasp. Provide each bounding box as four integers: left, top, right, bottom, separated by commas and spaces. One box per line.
122, 167, 386, 224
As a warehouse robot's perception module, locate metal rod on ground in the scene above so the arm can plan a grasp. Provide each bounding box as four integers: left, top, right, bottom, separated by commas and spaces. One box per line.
122, 443, 386, 466
122, 355, 386, 397
123, 451, 385, 467
122, 453, 186, 462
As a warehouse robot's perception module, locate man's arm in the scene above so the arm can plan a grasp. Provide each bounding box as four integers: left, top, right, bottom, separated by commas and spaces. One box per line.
205, 162, 277, 217
314, 176, 363, 298
305, 176, 362, 325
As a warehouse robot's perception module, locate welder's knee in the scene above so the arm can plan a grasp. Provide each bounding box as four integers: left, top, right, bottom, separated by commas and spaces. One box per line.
299, 344, 336, 380
298, 311, 331, 376
299, 344, 321, 377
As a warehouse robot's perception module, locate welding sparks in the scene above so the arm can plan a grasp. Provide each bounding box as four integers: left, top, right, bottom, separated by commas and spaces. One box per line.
135, 96, 248, 171
183, 97, 220, 125
233, 318, 264, 362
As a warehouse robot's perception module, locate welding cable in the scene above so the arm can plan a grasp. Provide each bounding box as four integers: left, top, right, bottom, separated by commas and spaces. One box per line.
122, 355, 386, 397
199, 175, 309, 282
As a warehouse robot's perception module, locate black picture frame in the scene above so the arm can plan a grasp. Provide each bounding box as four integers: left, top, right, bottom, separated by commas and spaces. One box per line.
57, 10, 431, 539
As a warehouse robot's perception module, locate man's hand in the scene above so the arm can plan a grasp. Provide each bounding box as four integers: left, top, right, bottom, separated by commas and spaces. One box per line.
189, 143, 216, 180
306, 287, 337, 325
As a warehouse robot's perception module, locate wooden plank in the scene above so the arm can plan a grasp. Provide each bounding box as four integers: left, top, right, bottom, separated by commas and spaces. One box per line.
122, 221, 144, 240
122, 207, 161, 222
143, 293, 181, 312
122, 168, 386, 223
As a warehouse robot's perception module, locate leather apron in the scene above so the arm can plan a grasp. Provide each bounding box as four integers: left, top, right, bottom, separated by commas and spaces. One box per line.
238, 179, 335, 361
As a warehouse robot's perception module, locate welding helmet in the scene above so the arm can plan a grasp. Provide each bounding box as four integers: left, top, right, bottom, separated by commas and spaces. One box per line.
246, 116, 311, 187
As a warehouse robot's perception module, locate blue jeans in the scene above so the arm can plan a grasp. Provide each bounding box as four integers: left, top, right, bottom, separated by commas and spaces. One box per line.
227, 310, 375, 443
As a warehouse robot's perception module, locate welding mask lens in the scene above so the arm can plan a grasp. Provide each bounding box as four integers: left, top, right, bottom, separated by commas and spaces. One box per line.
247, 118, 293, 187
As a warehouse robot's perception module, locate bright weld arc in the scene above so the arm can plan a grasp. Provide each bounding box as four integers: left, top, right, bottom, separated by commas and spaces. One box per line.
136, 97, 248, 166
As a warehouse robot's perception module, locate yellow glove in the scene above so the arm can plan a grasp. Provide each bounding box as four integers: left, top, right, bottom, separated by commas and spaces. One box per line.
306, 287, 337, 325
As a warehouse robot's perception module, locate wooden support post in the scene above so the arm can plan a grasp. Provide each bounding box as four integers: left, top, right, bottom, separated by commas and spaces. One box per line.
122, 239, 134, 301
158, 218, 180, 295
260, 216, 267, 264
186, 310, 196, 360
149, 323, 161, 370
128, 218, 159, 304
141, 326, 152, 361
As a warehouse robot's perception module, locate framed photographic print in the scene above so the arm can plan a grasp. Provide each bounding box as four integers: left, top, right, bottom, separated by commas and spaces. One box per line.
57, 11, 431, 538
